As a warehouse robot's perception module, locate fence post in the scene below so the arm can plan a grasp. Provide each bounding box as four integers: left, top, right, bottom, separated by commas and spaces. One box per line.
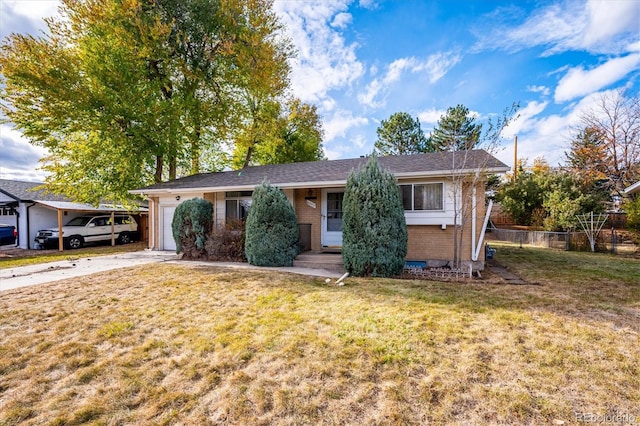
566, 232, 570, 251
611, 228, 616, 254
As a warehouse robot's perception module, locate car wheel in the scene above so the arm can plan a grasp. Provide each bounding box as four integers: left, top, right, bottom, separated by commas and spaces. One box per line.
66, 235, 84, 249
118, 232, 131, 245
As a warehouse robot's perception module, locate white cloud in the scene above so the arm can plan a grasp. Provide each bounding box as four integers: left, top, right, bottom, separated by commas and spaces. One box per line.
554, 53, 640, 102
502, 100, 548, 137
358, 51, 461, 108
323, 110, 369, 142
496, 89, 620, 168
331, 12, 352, 29
474, 0, 640, 55
418, 108, 447, 125
351, 134, 366, 149
1, 0, 60, 23
274, 1, 364, 104
0, 124, 49, 180
527, 85, 550, 96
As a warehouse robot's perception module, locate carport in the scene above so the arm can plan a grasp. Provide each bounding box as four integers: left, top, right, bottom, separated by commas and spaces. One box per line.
32, 201, 148, 252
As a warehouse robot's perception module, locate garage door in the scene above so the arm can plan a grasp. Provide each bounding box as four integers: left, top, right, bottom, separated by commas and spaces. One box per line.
162, 207, 176, 251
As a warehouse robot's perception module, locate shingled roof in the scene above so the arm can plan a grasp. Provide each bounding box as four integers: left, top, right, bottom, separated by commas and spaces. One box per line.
0, 179, 69, 202
131, 150, 509, 194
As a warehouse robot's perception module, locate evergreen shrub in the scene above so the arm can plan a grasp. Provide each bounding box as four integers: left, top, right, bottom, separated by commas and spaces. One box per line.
171, 198, 213, 258
342, 156, 407, 277
245, 182, 299, 266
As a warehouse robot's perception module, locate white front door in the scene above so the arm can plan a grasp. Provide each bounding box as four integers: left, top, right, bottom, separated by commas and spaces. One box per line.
321, 189, 345, 248
162, 207, 176, 251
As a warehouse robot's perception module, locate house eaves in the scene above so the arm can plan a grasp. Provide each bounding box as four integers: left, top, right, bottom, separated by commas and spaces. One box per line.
130, 150, 510, 196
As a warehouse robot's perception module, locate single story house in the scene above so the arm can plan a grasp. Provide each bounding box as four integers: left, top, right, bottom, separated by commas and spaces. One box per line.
131, 150, 509, 271
0, 179, 148, 249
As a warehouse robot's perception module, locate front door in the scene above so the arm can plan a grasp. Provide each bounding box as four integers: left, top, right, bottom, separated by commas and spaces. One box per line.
322, 189, 344, 248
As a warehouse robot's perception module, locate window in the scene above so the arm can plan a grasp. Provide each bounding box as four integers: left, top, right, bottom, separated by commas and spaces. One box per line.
0, 206, 15, 216
400, 183, 444, 211
225, 191, 253, 220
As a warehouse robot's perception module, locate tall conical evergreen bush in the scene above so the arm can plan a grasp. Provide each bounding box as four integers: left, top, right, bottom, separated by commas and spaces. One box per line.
245, 182, 299, 266
342, 156, 407, 277
171, 198, 213, 257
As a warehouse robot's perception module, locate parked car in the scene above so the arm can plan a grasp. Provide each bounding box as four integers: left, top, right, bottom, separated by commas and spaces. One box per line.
0, 224, 17, 246
35, 214, 138, 249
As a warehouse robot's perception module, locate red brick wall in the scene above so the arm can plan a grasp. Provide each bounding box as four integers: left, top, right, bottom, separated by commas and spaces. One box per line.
294, 188, 322, 252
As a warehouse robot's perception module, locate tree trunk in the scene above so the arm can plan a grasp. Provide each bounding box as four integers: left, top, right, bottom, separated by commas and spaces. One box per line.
155, 155, 163, 183
169, 155, 177, 180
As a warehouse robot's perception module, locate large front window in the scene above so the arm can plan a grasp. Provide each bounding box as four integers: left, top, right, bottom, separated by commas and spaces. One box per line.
225, 191, 253, 220
400, 183, 444, 211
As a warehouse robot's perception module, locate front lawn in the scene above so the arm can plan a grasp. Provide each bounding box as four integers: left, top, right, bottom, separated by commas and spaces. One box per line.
0, 245, 638, 425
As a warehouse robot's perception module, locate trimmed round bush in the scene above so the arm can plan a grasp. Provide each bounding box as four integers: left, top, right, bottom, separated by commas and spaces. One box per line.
342, 156, 408, 277
171, 198, 213, 258
245, 182, 299, 266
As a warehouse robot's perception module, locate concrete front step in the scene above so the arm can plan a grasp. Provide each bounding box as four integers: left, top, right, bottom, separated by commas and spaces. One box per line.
293, 253, 344, 273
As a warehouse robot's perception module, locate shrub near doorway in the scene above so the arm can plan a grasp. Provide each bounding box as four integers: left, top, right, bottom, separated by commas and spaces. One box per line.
342, 156, 407, 277
245, 182, 299, 266
172, 198, 213, 258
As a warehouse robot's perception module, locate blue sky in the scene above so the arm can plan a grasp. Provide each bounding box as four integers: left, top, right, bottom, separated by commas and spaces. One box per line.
1, 0, 639, 181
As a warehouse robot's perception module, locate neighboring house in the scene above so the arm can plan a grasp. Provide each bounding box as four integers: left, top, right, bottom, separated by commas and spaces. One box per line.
131, 150, 509, 271
0, 179, 148, 249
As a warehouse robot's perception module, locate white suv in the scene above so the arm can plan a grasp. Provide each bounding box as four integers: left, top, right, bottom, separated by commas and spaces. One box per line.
36, 214, 138, 249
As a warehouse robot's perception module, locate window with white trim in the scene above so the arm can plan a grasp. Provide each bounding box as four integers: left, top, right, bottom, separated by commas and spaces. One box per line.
400, 183, 444, 211
225, 191, 253, 220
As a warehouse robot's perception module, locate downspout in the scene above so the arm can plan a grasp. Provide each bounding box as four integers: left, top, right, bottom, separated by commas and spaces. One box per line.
26, 202, 36, 249
473, 200, 493, 261
471, 182, 477, 261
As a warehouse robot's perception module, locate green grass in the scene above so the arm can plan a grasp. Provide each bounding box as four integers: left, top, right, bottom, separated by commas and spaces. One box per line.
0, 245, 638, 425
0, 241, 147, 268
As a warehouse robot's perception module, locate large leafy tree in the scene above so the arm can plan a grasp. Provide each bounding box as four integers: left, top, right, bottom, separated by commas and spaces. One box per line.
374, 112, 432, 155
574, 89, 640, 197
495, 160, 607, 230
233, 97, 325, 168
0, 0, 292, 204
428, 104, 482, 152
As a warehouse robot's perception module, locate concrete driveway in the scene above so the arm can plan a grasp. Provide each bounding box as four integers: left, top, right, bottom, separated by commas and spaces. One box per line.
1, 250, 343, 292
0, 250, 179, 292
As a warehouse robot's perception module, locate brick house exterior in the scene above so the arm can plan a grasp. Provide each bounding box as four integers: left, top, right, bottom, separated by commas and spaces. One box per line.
130, 150, 509, 271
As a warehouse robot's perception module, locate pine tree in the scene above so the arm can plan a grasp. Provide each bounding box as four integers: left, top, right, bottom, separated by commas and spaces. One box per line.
342, 157, 407, 277
428, 104, 482, 151
374, 112, 432, 155
245, 182, 299, 266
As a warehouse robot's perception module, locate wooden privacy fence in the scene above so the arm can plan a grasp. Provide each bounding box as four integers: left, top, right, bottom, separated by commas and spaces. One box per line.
489, 228, 638, 254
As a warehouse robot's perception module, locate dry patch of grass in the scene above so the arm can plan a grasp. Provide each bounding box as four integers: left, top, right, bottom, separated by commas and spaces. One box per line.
0, 242, 148, 268
0, 246, 638, 425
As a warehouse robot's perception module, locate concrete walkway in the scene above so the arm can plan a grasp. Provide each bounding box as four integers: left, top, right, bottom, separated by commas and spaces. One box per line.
0, 250, 342, 292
